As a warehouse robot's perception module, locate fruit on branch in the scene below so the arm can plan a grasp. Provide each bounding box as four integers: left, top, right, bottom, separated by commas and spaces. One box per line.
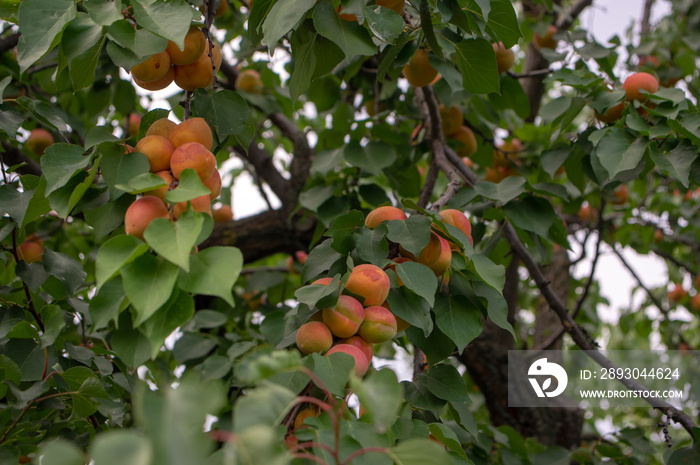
667, 283, 687, 303
439, 209, 473, 246
577, 203, 594, 221
24, 128, 54, 155
326, 344, 370, 377
690, 294, 700, 312
638, 55, 660, 68
172, 194, 212, 218
449, 126, 477, 157
144, 170, 174, 200
296, 321, 333, 354
212, 205, 233, 223
235, 69, 263, 94
133, 66, 175, 91
492, 42, 515, 73
134, 135, 176, 172
17, 235, 44, 263
124, 196, 170, 240
493, 138, 521, 168
338, 335, 374, 363
612, 184, 629, 205
313, 277, 334, 286
170, 142, 217, 181
364, 206, 407, 228
595, 101, 625, 124
293, 407, 320, 430
403, 48, 438, 88
377, 0, 405, 15
439, 104, 463, 136
146, 118, 177, 139
429, 234, 452, 276
131, 50, 171, 82
173, 43, 222, 91
322, 295, 365, 338
169, 117, 214, 151
127, 114, 141, 138
204, 169, 222, 200
484, 166, 513, 183
166, 25, 206, 66
344, 264, 391, 306
622, 72, 659, 102
534, 25, 558, 50
358, 306, 397, 343
400, 231, 451, 276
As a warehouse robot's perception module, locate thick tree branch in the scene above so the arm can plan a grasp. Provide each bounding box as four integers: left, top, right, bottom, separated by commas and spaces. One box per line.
556, 0, 594, 30
0, 32, 19, 56
640, 0, 655, 35
235, 143, 289, 205
268, 112, 314, 202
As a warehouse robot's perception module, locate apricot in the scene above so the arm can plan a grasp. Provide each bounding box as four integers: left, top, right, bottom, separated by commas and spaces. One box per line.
622, 72, 659, 102
17, 235, 44, 263
365, 206, 407, 228
493, 138, 522, 168
203, 169, 222, 200
296, 321, 333, 354
336, 5, 357, 21
534, 25, 557, 50
293, 407, 319, 430
127, 114, 141, 138
25, 128, 53, 155
400, 231, 444, 270
131, 50, 171, 82
322, 295, 364, 338
313, 277, 334, 285
133, 65, 175, 91
439, 104, 462, 136
450, 126, 477, 158
173, 43, 221, 91
439, 209, 473, 246
344, 264, 391, 306
134, 135, 176, 172
667, 283, 687, 303
172, 194, 212, 218
124, 196, 170, 240
429, 234, 452, 276
170, 142, 217, 181
143, 170, 174, 200
612, 184, 628, 205
338, 335, 374, 363
166, 25, 206, 66
690, 294, 700, 312
492, 42, 515, 73
358, 305, 397, 343
403, 49, 438, 88
376, 0, 405, 15
577, 203, 593, 221
146, 118, 177, 139
235, 69, 263, 94
169, 117, 213, 150
212, 204, 233, 223
595, 101, 625, 124
326, 343, 370, 377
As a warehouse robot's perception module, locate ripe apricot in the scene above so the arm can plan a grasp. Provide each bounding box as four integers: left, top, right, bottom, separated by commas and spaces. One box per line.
344, 264, 391, 306
400, 231, 441, 265
133, 65, 175, 91
667, 284, 687, 303
296, 321, 333, 354
439, 104, 463, 136
622, 72, 659, 102
376, 0, 404, 15
313, 277, 334, 285
322, 295, 365, 338
169, 117, 213, 150
166, 25, 206, 66
17, 235, 44, 263
358, 306, 397, 343
134, 135, 176, 172
143, 170, 174, 200
690, 294, 700, 312
124, 196, 170, 240
403, 49, 438, 88
493, 138, 522, 168
25, 128, 53, 155
326, 343, 370, 377
203, 169, 222, 200
212, 204, 233, 223
365, 206, 407, 228
450, 126, 477, 158
131, 50, 171, 82
293, 407, 319, 430
172, 194, 212, 218
612, 184, 628, 205
173, 43, 221, 91
170, 142, 217, 181
595, 101, 625, 124
439, 209, 473, 246
429, 235, 452, 276
146, 118, 177, 139
492, 42, 515, 73
534, 25, 557, 50
338, 335, 374, 363
577, 203, 593, 221
235, 69, 263, 94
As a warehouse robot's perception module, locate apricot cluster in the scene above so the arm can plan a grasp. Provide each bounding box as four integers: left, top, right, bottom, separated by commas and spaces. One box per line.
123, 116, 232, 240
439, 104, 477, 159
129, 25, 222, 92
295, 206, 474, 377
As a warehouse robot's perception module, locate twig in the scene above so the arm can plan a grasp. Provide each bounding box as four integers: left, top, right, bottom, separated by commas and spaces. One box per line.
418, 160, 438, 208
640, 0, 656, 35
506, 68, 553, 79
573, 198, 605, 315
611, 245, 667, 315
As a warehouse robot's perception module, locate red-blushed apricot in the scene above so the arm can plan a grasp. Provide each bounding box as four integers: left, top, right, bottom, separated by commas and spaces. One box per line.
212, 204, 233, 223
691, 294, 700, 312
450, 126, 477, 158
612, 184, 628, 205
293, 406, 319, 430
166, 25, 206, 66
439, 104, 463, 136
172, 194, 212, 219
127, 114, 141, 138
485, 165, 514, 183
403, 49, 438, 88
358, 305, 397, 343
376, 0, 404, 15
313, 277, 333, 285
203, 169, 222, 200
338, 335, 374, 364
235, 69, 263, 94
344, 264, 391, 306
170, 142, 217, 181
173, 44, 220, 91
146, 118, 177, 139
493, 138, 522, 168
17, 235, 44, 263
365, 206, 407, 228
133, 65, 175, 91
595, 101, 625, 124
432, 235, 452, 276
399, 232, 443, 269
25, 128, 54, 155
296, 321, 333, 354
534, 25, 558, 50
143, 170, 174, 200
326, 344, 370, 377
322, 295, 365, 338
124, 196, 170, 240
169, 117, 213, 150
492, 42, 515, 73
577, 203, 593, 221
134, 135, 176, 173
622, 72, 659, 102
667, 283, 687, 303
439, 209, 473, 246
131, 50, 171, 82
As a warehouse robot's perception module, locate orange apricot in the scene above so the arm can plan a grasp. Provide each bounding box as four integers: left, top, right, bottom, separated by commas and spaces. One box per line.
493, 138, 522, 168
439, 209, 473, 246
622, 72, 659, 102
365, 206, 407, 228
203, 169, 222, 200
534, 25, 558, 50
358, 306, 397, 343
690, 294, 700, 312
173, 43, 221, 91
127, 114, 141, 138
296, 321, 333, 354
338, 335, 374, 363
212, 204, 233, 223
134, 135, 176, 172
493, 42, 515, 73
322, 295, 365, 338
326, 343, 370, 377
25, 128, 53, 155
450, 126, 477, 158
595, 101, 625, 124
124, 196, 170, 240
133, 65, 175, 91
143, 170, 174, 200
166, 25, 206, 66
146, 118, 177, 139
313, 277, 334, 285
612, 184, 629, 205
344, 264, 391, 306
131, 50, 171, 82
403, 49, 438, 88
439, 104, 463, 136
172, 194, 212, 218
430, 235, 452, 276
293, 406, 319, 430
169, 117, 213, 150
235, 69, 263, 94
667, 283, 687, 303
170, 142, 217, 181
17, 235, 44, 263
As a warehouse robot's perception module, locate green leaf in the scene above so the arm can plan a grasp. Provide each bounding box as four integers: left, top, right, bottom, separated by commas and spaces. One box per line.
473, 282, 515, 340
116, 172, 168, 195
43, 249, 87, 295
668, 113, 700, 148
386, 287, 432, 336
312, 0, 377, 58
40, 143, 90, 196
295, 280, 339, 309
354, 224, 392, 268
141, 291, 195, 359
96, 235, 150, 290
470, 254, 505, 294
89, 277, 126, 330
262, 0, 317, 49
34, 438, 84, 465
289, 24, 344, 102
594, 129, 646, 179
62, 14, 106, 91
668, 447, 700, 465
395, 261, 437, 307
365, 4, 404, 44
324, 210, 363, 254
389, 438, 455, 465
453, 38, 500, 95
178, 247, 243, 307
131, 0, 193, 50
191, 89, 251, 147
106, 19, 169, 68
434, 294, 483, 352
301, 239, 342, 283
111, 318, 153, 367
419, 364, 469, 403
233, 382, 297, 433
351, 368, 403, 434
121, 253, 180, 325
16, 97, 69, 132
84, 126, 119, 149
164, 169, 211, 203
39, 304, 65, 349
473, 176, 526, 204
344, 140, 397, 176
486, 0, 522, 48
83, 0, 124, 27
649, 140, 697, 188
428, 423, 472, 461
305, 352, 353, 397
503, 197, 557, 239
16, 0, 77, 73
144, 210, 204, 271
101, 143, 150, 199
90, 430, 152, 465
386, 214, 432, 257
449, 402, 480, 439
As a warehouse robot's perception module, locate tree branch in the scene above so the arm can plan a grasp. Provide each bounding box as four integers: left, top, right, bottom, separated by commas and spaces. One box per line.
1, 141, 42, 177
640, 0, 655, 35
0, 32, 19, 56
235, 143, 289, 205
611, 245, 667, 315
